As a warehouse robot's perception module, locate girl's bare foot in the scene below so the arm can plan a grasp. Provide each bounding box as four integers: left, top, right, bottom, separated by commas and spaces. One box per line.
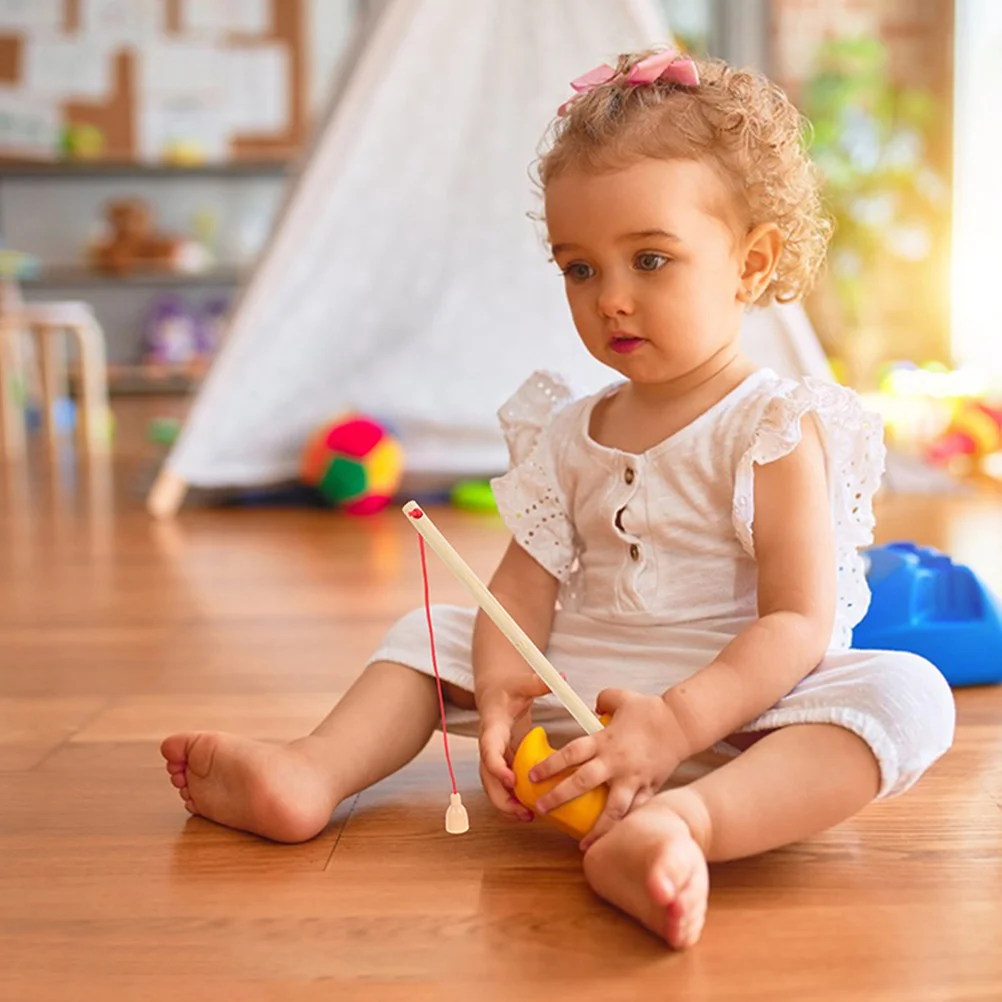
582, 794, 710, 949
160, 732, 339, 843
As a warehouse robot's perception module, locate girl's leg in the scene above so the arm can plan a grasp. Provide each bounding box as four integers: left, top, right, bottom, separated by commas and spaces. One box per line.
582, 723, 881, 949
161, 661, 461, 843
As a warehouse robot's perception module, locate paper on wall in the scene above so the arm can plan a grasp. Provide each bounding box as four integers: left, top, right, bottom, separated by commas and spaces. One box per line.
226, 45, 288, 133
181, 0, 271, 38
0, 0, 62, 32
142, 42, 223, 98
80, 0, 161, 43
25, 40, 112, 100
0, 90, 60, 158
139, 95, 229, 163
139, 42, 231, 162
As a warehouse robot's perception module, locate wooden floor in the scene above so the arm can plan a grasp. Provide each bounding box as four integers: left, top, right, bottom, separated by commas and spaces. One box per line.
2, 414, 1002, 1001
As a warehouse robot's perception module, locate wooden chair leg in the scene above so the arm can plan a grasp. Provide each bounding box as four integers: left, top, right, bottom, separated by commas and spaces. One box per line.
70, 318, 110, 456
0, 319, 27, 460
33, 323, 65, 456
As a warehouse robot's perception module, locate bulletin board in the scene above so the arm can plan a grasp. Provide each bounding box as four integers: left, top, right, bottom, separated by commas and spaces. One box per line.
0, 0, 307, 163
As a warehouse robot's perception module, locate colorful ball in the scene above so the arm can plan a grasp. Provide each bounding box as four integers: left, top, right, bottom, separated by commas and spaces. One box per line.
301, 414, 403, 515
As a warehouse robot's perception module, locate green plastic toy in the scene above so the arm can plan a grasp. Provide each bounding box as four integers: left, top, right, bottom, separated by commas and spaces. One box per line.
450, 480, 497, 513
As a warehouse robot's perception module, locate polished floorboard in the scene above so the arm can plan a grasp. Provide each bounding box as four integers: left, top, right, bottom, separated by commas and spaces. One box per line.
1, 414, 1001, 1001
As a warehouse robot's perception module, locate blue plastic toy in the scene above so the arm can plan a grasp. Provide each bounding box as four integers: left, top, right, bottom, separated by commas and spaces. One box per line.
853, 542, 1002, 687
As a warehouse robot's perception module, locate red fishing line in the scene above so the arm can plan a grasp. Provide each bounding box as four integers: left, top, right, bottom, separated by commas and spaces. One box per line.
419, 535, 458, 795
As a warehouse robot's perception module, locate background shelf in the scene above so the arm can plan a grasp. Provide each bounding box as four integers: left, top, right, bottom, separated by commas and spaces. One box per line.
22, 265, 247, 290
0, 161, 293, 179
70, 361, 206, 396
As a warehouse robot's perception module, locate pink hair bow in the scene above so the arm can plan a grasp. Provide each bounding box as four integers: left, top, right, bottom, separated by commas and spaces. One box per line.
559, 48, 700, 116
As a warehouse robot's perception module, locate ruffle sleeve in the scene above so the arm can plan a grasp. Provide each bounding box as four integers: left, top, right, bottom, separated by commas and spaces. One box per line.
732, 377, 887, 648
491, 371, 578, 582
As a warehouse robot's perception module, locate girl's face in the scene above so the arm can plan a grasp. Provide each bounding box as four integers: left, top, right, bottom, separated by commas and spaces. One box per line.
545, 157, 752, 385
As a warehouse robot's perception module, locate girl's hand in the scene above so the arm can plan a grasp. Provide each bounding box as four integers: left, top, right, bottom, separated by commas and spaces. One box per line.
477, 672, 552, 822
529, 688, 690, 850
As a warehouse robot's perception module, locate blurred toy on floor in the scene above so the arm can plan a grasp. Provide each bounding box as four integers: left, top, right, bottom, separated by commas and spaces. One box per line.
862, 360, 1002, 482
926, 400, 1002, 467
301, 414, 404, 514
855, 542, 1002, 687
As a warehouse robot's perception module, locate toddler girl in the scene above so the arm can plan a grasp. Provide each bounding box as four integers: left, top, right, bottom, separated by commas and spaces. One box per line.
162, 49, 955, 950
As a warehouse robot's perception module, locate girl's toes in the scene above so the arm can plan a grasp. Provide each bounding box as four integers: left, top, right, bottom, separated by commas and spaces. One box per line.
673, 902, 705, 948
665, 869, 708, 948
170, 771, 187, 789
166, 760, 186, 776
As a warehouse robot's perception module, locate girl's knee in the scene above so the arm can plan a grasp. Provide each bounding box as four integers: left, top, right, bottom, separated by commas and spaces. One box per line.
855, 651, 956, 795
870, 651, 955, 750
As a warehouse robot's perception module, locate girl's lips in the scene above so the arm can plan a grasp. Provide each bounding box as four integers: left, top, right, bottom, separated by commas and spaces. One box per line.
610, 336, 646, 354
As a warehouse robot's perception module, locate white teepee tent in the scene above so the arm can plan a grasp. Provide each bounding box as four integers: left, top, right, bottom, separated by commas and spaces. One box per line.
148, 0, 832, 517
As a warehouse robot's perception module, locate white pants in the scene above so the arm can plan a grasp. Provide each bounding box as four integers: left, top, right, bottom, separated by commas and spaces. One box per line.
369, 605, 956, 799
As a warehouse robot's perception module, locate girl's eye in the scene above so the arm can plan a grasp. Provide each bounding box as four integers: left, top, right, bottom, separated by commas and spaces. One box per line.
635, 252, 669, 272
561, 262, 595, 282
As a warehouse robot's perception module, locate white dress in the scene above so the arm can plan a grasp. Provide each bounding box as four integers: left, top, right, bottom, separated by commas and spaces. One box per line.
369, 369, 956, 798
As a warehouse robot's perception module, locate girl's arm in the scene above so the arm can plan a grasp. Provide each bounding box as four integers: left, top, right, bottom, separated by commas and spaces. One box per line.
474, 540, 561, 815
663, 416, 836, 754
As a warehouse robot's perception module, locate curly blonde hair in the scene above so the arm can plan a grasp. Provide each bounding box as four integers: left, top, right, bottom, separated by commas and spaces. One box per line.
537, 52, 832, 306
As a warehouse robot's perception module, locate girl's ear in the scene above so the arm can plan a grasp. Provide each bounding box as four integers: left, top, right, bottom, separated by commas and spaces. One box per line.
738, 223, 783, 304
